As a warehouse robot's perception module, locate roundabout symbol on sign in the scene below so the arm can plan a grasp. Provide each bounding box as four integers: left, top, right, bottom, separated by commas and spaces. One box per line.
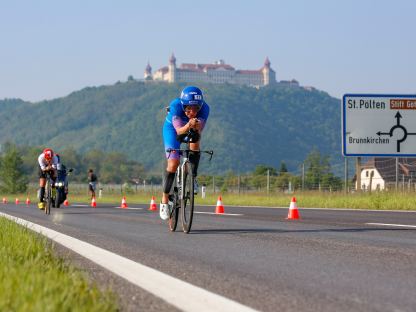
376, 112, 416, 152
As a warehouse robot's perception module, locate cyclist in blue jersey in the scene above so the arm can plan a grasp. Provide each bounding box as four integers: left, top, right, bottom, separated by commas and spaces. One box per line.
160, 86, 210, 220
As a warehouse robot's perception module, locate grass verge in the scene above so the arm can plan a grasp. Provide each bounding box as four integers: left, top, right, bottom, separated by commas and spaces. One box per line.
0, 217, 118, 312
4, 190, 416, 210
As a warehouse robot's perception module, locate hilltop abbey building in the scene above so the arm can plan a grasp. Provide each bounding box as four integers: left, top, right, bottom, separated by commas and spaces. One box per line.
144, 54, 289, 88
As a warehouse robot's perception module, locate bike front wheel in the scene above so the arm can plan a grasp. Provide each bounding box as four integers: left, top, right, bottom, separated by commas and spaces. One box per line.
45, 181, 51, 215
181, 162, 194, 233
168, 192, 179, 232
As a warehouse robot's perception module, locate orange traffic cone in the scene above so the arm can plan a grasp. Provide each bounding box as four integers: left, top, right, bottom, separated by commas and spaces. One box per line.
63, 199, 69, 206
91, 196, 97, 208
15, 198, 20, 205
121, 196, 128, 209
286, 197, 300, 220
26, 197, 31, 205
148, 196, 157, 211
2, 197, 7, 204
215, 196, 225, 214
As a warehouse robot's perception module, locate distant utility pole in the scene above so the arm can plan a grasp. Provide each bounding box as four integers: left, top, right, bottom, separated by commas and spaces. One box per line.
267, 169, 270, 195
302, 163, 305, 191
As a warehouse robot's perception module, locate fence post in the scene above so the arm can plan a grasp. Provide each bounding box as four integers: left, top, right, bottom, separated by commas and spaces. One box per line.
267, 169, 270, 195
396, 158, 399, 191
369, 170, 374, 193
302, 163, 305, 191
356, 157, 361, 192
344, 157, 348, 194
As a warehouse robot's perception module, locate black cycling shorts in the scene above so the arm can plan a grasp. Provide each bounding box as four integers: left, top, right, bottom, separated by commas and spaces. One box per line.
38, 167, 47, 179
38, 167, 56, 179
88, 182, 96, 192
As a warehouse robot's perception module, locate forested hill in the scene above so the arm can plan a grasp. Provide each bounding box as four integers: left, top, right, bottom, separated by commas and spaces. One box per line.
0, 82, 341, 173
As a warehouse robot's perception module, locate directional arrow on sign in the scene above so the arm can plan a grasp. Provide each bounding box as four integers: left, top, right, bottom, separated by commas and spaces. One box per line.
377, 111, 416, 152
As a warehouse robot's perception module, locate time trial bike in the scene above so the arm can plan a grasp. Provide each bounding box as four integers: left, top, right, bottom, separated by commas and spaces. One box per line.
44, 170, 54, 215
166, 133, 213, 233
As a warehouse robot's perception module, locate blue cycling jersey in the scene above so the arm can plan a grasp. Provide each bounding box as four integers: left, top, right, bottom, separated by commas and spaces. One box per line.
165, 98, 209, 126
163, 98, 210, 159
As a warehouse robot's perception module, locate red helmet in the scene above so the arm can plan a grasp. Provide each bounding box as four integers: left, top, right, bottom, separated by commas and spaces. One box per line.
43, 148, 54, 160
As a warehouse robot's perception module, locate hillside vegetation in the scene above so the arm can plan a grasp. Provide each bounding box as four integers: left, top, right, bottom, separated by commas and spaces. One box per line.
0, 82, 341, 174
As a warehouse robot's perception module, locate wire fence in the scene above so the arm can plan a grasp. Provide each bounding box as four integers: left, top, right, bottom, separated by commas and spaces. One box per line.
24, 157, 416, 196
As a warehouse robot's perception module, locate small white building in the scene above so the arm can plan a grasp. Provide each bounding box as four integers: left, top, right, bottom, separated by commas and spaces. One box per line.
357, 158, 416, 191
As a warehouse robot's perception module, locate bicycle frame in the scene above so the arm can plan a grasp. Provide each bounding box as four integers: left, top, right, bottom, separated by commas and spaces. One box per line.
44, 171, 54, 215
167, 147, 213, 233
177, 150, 190, 200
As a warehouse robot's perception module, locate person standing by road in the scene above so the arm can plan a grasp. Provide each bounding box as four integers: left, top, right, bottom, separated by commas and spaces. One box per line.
88, 169, 98, 199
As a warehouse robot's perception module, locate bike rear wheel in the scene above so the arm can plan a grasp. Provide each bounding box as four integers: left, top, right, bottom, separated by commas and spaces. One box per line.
168, 192, 179, 232
181, 162, 194, 233
55, 188, 63, 208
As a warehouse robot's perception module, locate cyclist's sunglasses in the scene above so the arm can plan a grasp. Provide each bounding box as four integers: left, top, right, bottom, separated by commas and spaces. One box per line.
184, 105, 202, 112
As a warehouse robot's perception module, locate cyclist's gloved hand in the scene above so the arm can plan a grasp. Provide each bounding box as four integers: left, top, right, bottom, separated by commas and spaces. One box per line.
176, 129, 200, 143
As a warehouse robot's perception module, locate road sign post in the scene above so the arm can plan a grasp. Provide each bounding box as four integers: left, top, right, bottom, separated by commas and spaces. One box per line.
342, 94, 416, 156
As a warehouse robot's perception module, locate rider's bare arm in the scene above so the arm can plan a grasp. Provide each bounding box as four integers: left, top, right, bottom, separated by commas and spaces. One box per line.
176, 118, 200, 135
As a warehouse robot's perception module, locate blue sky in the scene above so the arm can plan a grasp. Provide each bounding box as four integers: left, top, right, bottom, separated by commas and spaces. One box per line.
1, 0, 415, 102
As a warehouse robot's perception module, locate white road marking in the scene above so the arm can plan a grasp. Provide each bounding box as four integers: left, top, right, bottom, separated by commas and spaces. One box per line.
0, 212, 258, 312
195, 211, 244, 216
72, 204, 90, 207
113, 207, 144, 210
204, 205, 416, 212
366, 222, 416, 228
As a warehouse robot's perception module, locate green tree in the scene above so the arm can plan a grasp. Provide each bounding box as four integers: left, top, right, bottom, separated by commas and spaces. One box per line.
274, 172, 291, 190
0, 82, 342, 175
278, 161, 288, 174
0, 144, 27, 193
304, 148, 335, 190
84, 149, 102, 173
59, 147, 83, 181
253, 165, 277, 176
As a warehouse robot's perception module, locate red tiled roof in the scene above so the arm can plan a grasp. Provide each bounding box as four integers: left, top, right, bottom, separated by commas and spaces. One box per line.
236, 70, 261, 74
181, 63, 201, 70
202, 64, 235, 70
179, 63, 235, 71
362, 157, 416, 182
179, 68, 201, 72
157, 61, 274, 75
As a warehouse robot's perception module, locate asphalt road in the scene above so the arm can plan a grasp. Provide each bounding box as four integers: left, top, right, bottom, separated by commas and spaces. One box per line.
1, 200, 416, 312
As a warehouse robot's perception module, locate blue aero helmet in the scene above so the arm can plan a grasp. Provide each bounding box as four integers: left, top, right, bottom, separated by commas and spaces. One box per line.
180, 86, 203, 108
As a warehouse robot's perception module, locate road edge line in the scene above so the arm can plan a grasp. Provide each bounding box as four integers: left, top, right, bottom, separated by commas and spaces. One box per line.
0, 212, 259, 312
